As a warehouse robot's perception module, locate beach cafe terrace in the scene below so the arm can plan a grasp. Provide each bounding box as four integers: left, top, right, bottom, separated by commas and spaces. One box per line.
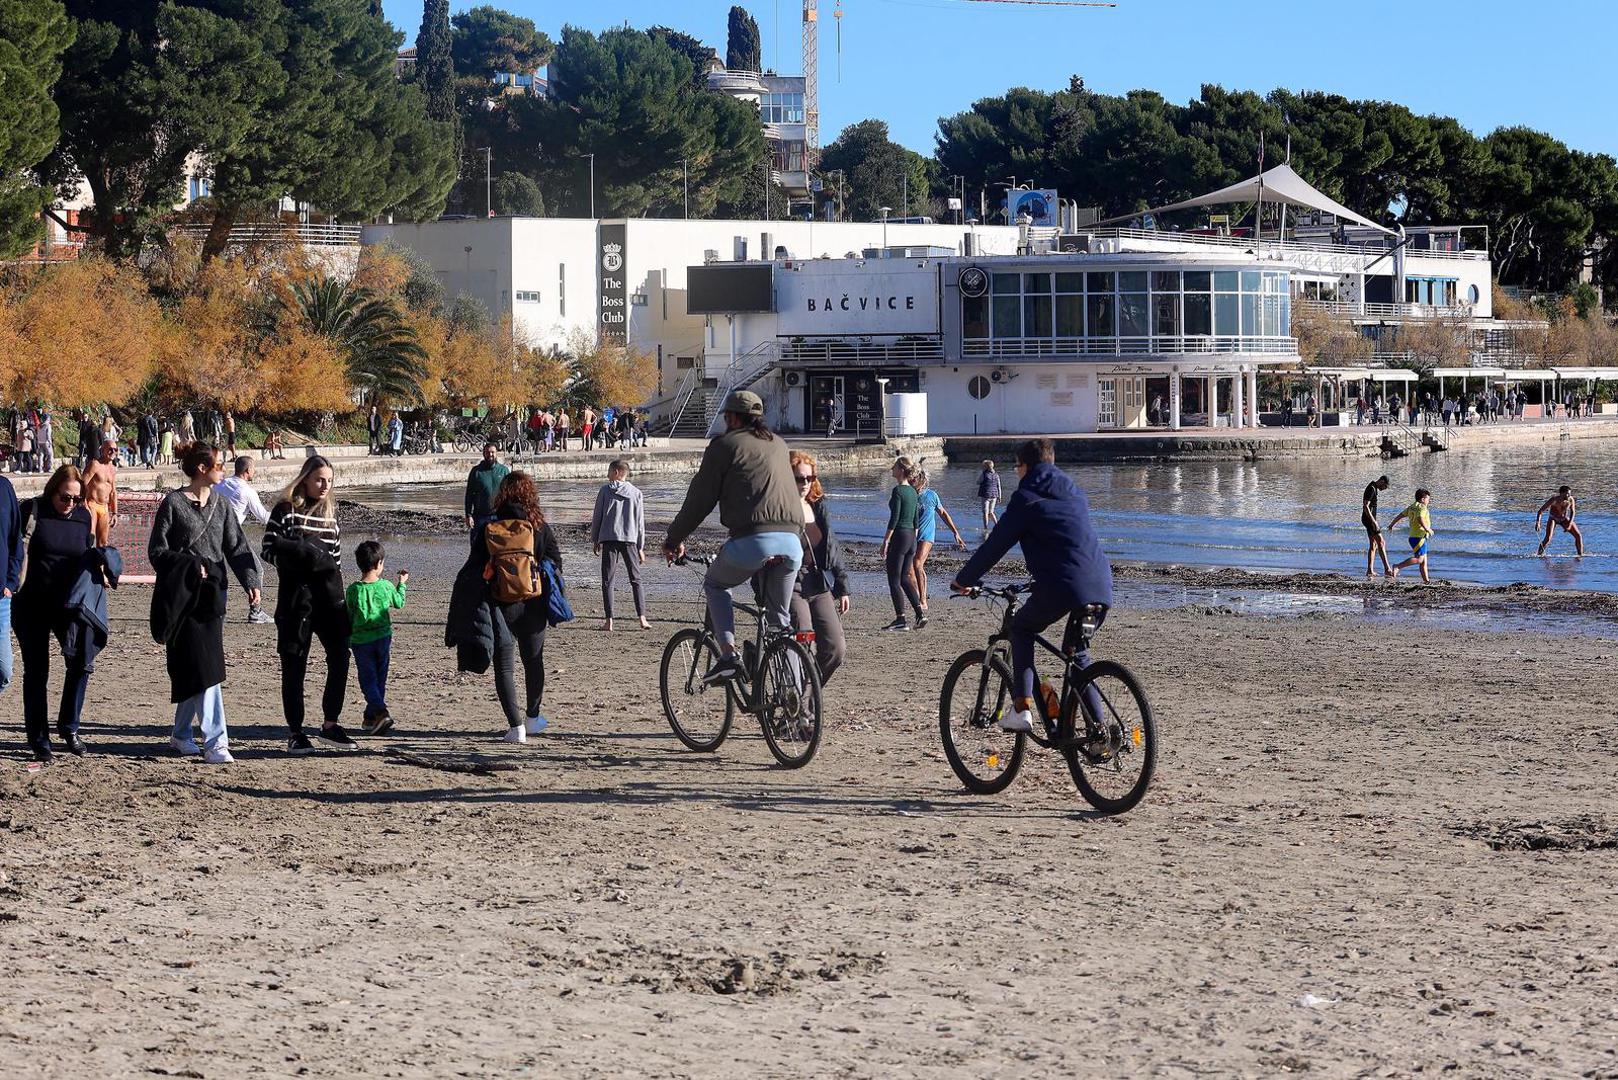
1299, 366, 1618, 420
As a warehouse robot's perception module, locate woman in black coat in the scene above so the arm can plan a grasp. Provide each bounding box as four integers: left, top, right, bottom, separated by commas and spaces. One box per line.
13, 466, 97, 762
786, 449, 849, 683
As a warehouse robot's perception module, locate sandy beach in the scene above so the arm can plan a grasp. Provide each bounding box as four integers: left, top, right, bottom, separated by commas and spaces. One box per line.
2, 516, 1617, 1079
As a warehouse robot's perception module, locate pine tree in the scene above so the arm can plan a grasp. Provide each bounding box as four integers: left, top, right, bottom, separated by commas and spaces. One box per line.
416, 0, 455, 123
0, 0, 75, 256
724, 6, 760, 72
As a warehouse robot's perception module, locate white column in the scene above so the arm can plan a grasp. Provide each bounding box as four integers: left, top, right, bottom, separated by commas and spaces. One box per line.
1232, 367, 1246, 429
1169, 368, 1182, 431
1248, 368, 1260, 428
1206, 375, 1218, 429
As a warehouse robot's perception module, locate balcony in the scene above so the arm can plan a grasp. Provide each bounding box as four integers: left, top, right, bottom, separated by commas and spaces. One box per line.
1090, 226, 1489, 263
961, 335, 1299, 360
779, 336, 945, 366
172, 222, 362, 248
1297, 298, 1474, 321
706, 69, 765, 94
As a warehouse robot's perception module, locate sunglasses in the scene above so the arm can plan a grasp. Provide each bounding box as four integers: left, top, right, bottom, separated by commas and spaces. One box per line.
55, 493, 84, 505
794, 474, 816, 484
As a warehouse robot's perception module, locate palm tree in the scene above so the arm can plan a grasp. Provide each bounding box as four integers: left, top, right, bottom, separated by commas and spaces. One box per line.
290, 277, 428, 405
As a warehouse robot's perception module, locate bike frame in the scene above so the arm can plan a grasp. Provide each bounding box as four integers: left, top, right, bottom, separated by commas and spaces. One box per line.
978, 593, 1101, 750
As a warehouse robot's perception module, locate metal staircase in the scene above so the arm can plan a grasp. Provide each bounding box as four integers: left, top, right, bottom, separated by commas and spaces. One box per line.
697, 343, 780, 437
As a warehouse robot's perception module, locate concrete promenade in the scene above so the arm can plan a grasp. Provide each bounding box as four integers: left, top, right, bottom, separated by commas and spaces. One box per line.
943, 414, 1618, 463
4, 435, 940, 500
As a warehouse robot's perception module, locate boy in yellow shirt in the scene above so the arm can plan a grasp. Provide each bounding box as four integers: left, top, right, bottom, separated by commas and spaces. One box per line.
1389, 488, 1434, 583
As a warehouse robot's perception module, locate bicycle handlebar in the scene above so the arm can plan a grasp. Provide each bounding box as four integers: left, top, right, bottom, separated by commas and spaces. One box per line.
672, 554, 713, 567
953, 582, 1034, 601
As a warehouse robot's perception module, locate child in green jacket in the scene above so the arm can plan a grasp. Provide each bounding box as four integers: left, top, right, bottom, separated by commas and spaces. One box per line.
347, 540, 408, 734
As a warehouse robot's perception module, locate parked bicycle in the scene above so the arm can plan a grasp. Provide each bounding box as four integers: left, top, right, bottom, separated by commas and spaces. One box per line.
939, 583, 1156, 814
400, 421, 436, 455
659, 554, 824, 768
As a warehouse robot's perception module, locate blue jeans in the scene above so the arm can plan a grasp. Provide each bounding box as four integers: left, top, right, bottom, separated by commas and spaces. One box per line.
703, 533, 802, 652
174, 684, 228, 751
1010, 590, 1099, 706
352, 637, 392, 717
0, 595, 12, 694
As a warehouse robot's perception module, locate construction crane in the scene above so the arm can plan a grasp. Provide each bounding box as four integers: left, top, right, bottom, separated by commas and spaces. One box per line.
800, 0, 1116, 174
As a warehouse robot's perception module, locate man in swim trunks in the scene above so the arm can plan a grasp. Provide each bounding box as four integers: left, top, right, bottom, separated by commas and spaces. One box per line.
1535, 485, 1585, 557
1388, 488, 1434, 583
1361, 475, 1393, 577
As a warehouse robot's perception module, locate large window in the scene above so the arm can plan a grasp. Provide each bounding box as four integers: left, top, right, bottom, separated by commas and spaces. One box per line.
961, 263, 1289, 352
759, 93, 805, 124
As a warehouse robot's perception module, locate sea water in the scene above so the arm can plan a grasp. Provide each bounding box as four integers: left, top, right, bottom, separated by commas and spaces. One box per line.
344, 437, 1618, 592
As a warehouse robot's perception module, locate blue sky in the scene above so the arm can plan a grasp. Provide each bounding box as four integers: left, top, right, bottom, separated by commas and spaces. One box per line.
384, 0, 1618, 160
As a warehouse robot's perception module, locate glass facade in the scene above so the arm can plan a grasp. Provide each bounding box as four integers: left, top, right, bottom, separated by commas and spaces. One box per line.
760, 93, 805, 124
961, 264, 1290, 353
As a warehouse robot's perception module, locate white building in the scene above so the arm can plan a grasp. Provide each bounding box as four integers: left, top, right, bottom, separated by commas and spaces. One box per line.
705, 65, 810, 198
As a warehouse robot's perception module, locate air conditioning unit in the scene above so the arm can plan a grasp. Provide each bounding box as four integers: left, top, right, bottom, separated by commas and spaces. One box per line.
783, 370, 802, 387
703, 249, 719, 264
990, 367, 1011, 383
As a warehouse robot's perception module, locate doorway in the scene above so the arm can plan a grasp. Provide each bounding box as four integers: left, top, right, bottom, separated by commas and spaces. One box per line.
808, 375, 845, 435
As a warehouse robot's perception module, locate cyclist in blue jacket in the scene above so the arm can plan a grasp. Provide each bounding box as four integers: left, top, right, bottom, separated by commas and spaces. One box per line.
951, 438, 1112, 734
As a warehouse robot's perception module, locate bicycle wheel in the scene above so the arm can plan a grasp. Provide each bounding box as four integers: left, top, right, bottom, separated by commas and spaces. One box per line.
756, 636, 822, 768
938, 649, 1025, 794
452, 434, 472, 453
1061, 659, 1156, 815
659, 628, 733, 751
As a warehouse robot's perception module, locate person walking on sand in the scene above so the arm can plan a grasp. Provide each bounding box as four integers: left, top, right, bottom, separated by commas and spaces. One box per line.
347, 540, 407, 736
263, 455, 355, 754
463, 443, 509, 532
589, 459, 649, 631
149, 445, 261, 764
978, 459, 1002, 529
783, 449, 850, 683
910, 467, 966, 617
14, 466, 111, 762
878, 456, 926, 631
1535, 485, 1586, 557
82, 441, 118, 546
1361, 475, 1394, 578
1389, 488, 1435, 583
448, 472, 563, 743
214, 456, 275, 624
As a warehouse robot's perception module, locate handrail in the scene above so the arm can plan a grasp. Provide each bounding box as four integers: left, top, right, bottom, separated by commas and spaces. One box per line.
1298, 298, 1475, 320
663, 367, 703, 436
703, 342, 778, 436
961, 335, 1298, 358
779, 337, 945, 365
1088, 226, 1487, 262
171, 222, 363, 247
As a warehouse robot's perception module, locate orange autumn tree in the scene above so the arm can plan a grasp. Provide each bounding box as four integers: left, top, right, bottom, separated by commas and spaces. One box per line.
0, 259, 164, 407
561, 328, 656, 408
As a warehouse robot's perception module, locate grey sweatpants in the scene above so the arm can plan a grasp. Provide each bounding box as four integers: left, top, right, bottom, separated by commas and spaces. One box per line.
599, 541, 646, 619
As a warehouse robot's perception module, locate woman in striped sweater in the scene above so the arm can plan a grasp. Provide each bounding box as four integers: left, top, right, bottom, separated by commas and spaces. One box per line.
262, 455, 353, 753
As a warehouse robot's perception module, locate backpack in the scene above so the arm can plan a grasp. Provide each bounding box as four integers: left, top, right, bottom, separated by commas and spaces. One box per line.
540, 558, 574, 626
482, 519, 545, 604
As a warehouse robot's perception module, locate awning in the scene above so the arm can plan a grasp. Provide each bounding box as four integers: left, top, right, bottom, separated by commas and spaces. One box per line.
1307, 367, 1417, 382
1552, 366, 1618, 379
1499, 370, 1557, 381
1433, 367, 1506, 379
1094, 163, 1393, 235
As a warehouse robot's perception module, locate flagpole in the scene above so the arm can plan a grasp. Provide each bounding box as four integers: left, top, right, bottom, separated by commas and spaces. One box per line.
1254, 131, 1265, 244
1278, 126, 1291, 242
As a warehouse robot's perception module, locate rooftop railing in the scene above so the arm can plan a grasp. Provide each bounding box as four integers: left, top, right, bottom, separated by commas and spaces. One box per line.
1298, 298, 1477, 320
172, 222, 362, 248
962, 335, 1299, 359
1089, 227, 1488, 263
779, 337, 945, 366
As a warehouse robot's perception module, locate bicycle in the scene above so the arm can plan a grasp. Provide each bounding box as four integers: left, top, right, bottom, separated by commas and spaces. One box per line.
658, 555, 824, 768
400, 422, 435, 455
939, 583, 1156, 815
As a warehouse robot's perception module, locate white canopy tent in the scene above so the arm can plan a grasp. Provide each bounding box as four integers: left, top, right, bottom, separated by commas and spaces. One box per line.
1094, 163, 1395, 235
1303, 367, 1415, 411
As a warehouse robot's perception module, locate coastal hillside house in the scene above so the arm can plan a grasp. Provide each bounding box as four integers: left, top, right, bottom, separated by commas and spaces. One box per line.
704, 60, 810, 199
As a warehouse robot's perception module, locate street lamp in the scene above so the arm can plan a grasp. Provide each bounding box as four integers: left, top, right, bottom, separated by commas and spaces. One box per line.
477, 147, 492, 218
951, 174, 965, 225
681, 157, 689, 220
575, 152, 595, 219
879, 205, 891, 250
875, 376, 891, 445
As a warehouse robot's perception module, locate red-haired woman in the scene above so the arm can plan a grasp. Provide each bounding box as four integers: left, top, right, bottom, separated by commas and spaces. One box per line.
447, 471, 562, 744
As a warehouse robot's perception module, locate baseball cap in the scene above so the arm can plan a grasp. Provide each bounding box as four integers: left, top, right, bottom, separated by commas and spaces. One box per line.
722, 390, 764, 417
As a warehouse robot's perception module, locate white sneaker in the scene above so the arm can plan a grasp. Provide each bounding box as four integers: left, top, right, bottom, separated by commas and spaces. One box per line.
203, 746, 235, 764
502, 726, 527, 744
999, 708, 1036, 734
170, 734, 201, 757
524, 715, 549, 735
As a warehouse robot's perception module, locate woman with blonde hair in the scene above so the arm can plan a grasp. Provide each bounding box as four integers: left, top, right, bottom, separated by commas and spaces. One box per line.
909, 466, 965, 618
262, 454, 353, 753
783, 449, 850, 682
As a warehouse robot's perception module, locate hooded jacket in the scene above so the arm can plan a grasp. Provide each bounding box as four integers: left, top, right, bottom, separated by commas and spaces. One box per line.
665, 426, 801, 547
956, 462, 1113, 607
589, 479, 645, 548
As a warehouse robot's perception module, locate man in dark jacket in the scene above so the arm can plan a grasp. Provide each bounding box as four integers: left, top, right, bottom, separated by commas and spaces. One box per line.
464, 443, 510, 531
0, 471, 21, 695
951, 438, 1112, 734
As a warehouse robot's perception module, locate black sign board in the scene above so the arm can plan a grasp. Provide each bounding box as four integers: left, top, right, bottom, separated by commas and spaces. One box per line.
845, 370, 919, 429
686, 264, 774, 314
598, 222, 627, 341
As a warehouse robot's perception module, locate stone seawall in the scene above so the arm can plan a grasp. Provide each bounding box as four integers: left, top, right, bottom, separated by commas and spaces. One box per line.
943, 419, 1618, 464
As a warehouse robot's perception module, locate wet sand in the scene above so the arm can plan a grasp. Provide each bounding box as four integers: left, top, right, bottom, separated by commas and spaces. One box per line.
3, 521, 1617, 1078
